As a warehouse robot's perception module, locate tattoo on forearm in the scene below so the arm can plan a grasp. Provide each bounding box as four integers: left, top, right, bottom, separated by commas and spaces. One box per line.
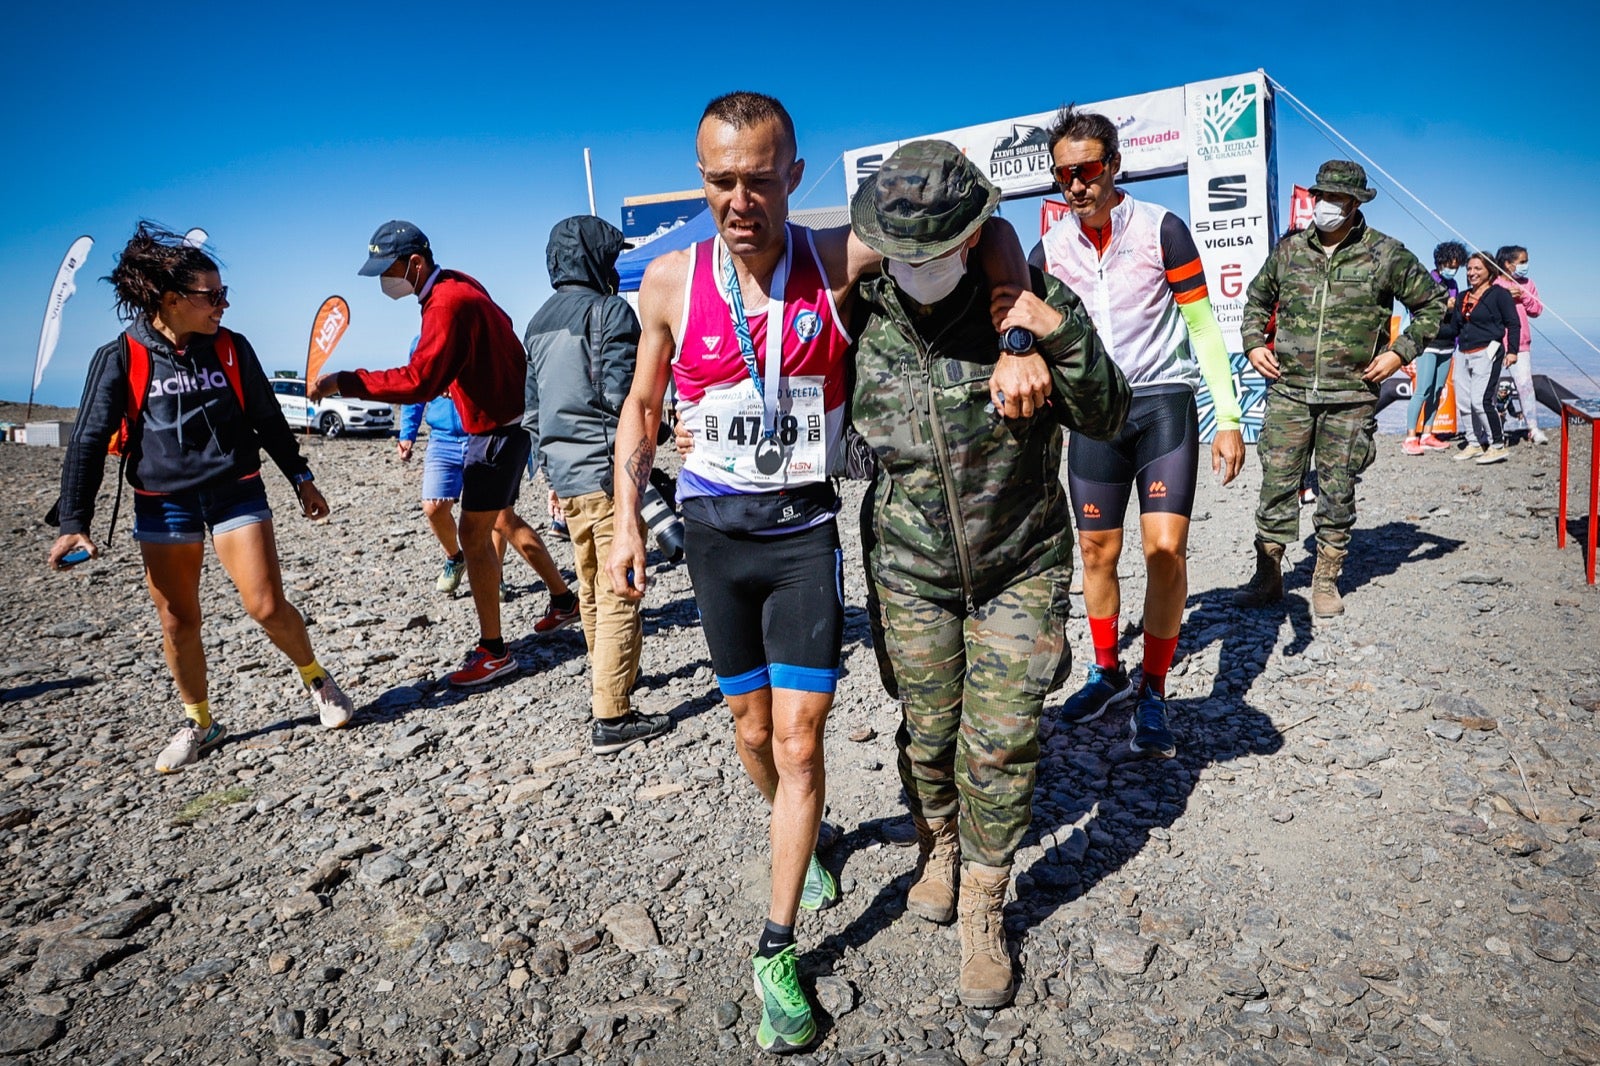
625, 439, 655, 500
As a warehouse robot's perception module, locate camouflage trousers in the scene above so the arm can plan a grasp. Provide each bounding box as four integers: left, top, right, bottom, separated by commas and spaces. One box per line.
1255, 392, 1377, 553
877, 565, 1072, 867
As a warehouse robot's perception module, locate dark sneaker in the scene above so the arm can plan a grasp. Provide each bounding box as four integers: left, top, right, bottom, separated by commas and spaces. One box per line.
591, 711, 671, 755
1060, 664, 1136, 724
447, 646, 517, 688
155, 721, 225, 774
752, 945, 816, 1054
533, 598, 580, 635
798, 853, 839, 911
1128, 687, 1177, 760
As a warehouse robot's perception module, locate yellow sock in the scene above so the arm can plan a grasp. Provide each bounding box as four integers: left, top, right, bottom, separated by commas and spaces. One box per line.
296, 660, 329, 687
182, 700, 212, 730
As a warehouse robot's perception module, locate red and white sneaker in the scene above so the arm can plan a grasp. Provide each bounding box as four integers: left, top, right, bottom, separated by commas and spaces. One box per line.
533, 598, 580, 635
1401, 437, 1424, 456
447, 645, 517, 688
1420, 433, 1450, 451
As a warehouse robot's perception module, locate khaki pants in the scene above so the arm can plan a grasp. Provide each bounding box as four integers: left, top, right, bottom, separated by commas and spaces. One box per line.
561, 491, 643, 720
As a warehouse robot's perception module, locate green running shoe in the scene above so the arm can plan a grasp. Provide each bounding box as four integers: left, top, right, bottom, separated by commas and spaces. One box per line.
752, 945, 816, 1054
799, 853, 838, 911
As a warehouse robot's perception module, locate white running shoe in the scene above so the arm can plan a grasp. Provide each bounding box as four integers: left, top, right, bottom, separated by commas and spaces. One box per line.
308, 674, 355, 728
156, 721, 225, 774
1531, 428, 1550, 445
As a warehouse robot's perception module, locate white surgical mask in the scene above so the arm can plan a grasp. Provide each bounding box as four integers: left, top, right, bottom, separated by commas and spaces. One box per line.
1515, 261, 1530, 277
888, 252, 967, 305
1312, 200, 1351, 233
381, 261, 417, 300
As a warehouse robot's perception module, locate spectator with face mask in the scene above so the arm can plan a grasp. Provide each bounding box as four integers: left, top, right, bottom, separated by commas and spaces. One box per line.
1494, 244, 1546, 444
1402, 241, 1467, 454
1451, 251, 1523, 465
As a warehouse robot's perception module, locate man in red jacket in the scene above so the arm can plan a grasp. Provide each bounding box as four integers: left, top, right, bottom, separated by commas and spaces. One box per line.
311, 220, 531, 687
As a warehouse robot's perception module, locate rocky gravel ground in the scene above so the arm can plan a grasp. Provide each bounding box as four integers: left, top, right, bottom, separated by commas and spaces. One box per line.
2, 414, 1599, 1066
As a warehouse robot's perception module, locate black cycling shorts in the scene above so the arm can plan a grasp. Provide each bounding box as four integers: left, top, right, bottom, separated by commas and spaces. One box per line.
682, 518, 844, 696
1067, 385, 1199, 531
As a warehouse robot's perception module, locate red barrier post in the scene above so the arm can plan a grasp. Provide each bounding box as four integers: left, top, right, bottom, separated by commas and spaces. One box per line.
1559, 402, 1599, 585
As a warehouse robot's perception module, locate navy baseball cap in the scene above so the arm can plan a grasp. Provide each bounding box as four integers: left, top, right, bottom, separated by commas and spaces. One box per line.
359, 220, 431, 276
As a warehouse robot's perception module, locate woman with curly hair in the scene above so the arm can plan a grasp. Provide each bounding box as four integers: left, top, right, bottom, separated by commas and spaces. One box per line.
48, 224, 355, 773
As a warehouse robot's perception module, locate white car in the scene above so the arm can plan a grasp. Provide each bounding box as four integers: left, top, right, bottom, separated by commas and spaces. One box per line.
270, 378, 395, 438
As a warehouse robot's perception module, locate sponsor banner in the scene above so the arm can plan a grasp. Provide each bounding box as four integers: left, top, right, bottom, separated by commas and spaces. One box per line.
1196, 351, 1270, 445
1289, 184, 1315, 233
621, 191, 707, 242
844, 87, 1187, 201
1040, 199, 1071, 236
1185, 72, 1275, 438
305, 295, 351, 386
33, 235, 94, 398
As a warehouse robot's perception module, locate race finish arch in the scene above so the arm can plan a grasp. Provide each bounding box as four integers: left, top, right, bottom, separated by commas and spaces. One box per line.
844, 71, 1278, 442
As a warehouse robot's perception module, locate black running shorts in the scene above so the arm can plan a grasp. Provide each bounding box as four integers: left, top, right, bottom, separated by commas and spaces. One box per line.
682, 518, 844, 696
461, 426, 531, 512
1067, 385, 1199, 531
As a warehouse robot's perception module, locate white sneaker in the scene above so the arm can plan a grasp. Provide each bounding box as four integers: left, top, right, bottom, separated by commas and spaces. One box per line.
307, 674, 355, 728
1531, 428, 1550, 445
155, 721, 225, 774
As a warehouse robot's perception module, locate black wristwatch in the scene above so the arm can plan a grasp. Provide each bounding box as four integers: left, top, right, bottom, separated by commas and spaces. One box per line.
999, 326, 1035, 355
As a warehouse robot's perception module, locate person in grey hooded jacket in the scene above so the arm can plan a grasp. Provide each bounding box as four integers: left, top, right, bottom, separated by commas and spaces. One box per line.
523, 216, 671, 755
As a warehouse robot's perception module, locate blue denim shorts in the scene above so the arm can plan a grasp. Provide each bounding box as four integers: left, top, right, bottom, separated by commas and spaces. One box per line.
420, 434, 467, 501
133, 474, 273, 544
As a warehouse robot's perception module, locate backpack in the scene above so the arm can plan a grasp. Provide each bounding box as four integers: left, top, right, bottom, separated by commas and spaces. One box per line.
47, 328, 247, 539
110, 329, 246, 454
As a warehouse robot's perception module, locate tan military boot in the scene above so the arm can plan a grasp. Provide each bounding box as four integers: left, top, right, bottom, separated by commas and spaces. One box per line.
1232, 539, 1285, 607
957, 862, 1014, 1008
1311, 545, 1347, 617
906, 816, 959, 924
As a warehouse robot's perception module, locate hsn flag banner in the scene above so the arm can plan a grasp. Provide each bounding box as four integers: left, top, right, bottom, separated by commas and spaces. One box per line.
33, 235, 94, 397
304, 295, 351, 385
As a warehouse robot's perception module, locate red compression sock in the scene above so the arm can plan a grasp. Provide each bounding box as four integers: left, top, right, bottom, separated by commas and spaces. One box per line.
1088, 615, 1120, 670
1142, 631, 1180, 696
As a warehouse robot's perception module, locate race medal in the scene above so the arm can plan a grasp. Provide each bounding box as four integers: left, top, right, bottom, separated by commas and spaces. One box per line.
754, 435, 785, 475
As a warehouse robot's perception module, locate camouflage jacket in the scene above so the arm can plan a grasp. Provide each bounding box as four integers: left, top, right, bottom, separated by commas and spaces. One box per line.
1241, 217, 1446, 404
854, 267, 1129, 605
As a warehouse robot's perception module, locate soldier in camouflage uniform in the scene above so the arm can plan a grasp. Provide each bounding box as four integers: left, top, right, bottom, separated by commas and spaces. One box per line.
1237, 161, 1445, 616
849, 140, 1130, 1007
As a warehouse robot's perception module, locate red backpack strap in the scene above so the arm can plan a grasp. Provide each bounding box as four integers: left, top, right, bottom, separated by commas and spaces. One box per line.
110, 333, 153, 456
212, 328, 247, 409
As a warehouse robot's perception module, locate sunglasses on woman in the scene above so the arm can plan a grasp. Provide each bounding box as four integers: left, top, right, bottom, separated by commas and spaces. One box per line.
181, 286, 229, 307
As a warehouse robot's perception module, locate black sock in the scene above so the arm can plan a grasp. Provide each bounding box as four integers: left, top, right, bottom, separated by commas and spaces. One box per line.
553, 590, 577, 609
449, 551, 464, 564
756, 921, 795, 959
479, 636, 506, 657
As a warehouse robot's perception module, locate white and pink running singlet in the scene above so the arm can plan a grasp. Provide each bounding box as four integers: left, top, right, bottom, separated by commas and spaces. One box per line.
674, 224, 852, 501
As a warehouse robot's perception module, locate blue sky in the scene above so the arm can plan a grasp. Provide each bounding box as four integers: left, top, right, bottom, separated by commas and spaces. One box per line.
5, 1, 1598, 406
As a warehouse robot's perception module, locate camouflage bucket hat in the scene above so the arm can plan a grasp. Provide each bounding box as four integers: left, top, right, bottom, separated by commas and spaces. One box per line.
851, 139, 1001, 264
1309, 159, 1376, 203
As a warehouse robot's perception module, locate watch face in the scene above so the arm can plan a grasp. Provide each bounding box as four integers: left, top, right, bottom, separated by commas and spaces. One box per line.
1002, 326, 1035, 354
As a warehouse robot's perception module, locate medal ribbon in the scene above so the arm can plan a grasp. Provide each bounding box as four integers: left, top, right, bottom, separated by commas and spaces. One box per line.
717, 228, 789, 437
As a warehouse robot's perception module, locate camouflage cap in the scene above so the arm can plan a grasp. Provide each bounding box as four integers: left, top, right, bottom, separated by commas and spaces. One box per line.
1309, 160, 1376, 203
850, 139, 1001, 264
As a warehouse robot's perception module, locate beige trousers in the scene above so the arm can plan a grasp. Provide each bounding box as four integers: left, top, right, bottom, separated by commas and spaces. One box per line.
561, 491, 642, 720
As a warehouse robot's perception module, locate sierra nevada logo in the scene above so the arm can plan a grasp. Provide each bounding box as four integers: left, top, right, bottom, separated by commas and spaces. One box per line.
1194, 83, 1261, 162
988, 125, 1053, 182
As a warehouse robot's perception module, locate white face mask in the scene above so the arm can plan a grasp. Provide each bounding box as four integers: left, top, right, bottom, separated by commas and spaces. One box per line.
1514, 261, 1530, 277
380, 261, 417, 300
888, 251, 967, 305
1312, 200, 1351, 233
